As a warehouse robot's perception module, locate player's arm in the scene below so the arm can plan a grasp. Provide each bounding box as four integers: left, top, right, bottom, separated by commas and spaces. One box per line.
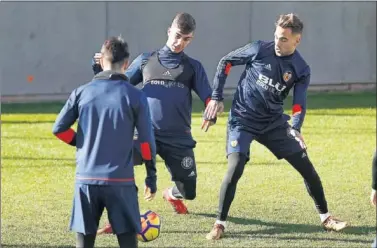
191, 60, 212, 106
205, 42, 260, 120
291, 69, 310, 133
125, 54, 145, 86
135, 92, 157, 199
190, 59, 220, 131
211, 41, 260, 101
52, 90, 79, 146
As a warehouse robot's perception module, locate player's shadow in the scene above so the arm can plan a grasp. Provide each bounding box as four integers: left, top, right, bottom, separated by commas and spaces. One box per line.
228, 234, 373, 244
2, 246, 172, 248
193, 212, 375, 237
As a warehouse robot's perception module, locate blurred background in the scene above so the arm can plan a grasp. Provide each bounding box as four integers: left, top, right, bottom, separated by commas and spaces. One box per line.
0, 1, 375, 102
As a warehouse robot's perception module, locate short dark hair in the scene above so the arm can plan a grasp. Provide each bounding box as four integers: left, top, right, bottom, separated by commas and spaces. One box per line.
171, 12, 196, 34
101, 36, 130, 65
275, 13, 304, 34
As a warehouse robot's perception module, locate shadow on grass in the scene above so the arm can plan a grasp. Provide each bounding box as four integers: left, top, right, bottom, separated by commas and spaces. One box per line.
165, 229, 373, 244
196, 161, 272, 166
2, 156, 76, 168
192, 213, 375, 239
304, 130, 376, 135
1, 92, 376, 114
2, 246, 173, 248
227, 234, 372, 244
2, 246, 175, 248
308, 112, 375, 117
2, 120, 55, 124
2, 136, 54, 140
2, 156, 74, 162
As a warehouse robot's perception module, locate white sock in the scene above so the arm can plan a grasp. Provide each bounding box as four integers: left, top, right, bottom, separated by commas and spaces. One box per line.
168, 187, 178, 200
215, 220, 227, 228
320, 212, 331, 222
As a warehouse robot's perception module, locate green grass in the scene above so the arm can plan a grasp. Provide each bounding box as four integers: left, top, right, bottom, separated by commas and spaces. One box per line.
1, 92, 376, 247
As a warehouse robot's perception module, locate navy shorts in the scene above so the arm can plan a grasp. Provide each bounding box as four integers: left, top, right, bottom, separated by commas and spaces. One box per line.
69, 184, 140, 235
133, 138, 197, 182
226, 122, 306, 160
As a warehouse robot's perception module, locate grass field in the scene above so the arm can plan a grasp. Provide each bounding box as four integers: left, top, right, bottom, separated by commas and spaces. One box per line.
1, 92, 376, 247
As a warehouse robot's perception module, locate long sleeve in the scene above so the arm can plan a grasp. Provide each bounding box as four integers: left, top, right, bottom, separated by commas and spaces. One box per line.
212, 41, 260, 100
190, 59, 212, 106
291, 72, 310, 132
135, 92, 157, 191
125, 54, 145, 86
52, 89, 79, 146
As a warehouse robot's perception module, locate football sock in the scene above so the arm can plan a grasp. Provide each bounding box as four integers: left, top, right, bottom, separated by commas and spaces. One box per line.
285, 151, 329, 214
215, 220, 227, 228
170, 187, 180, 200
117, 232, 138, 248
320, 213, 331, 222
218, 152, 247, 221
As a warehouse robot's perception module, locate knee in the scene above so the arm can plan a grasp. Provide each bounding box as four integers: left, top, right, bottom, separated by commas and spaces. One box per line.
223, 152, 247, 184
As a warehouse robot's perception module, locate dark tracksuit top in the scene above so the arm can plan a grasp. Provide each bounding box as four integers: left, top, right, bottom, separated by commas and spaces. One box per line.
211, 40, 310, 134
93, 45, 213, 148
52, 71, 156, 185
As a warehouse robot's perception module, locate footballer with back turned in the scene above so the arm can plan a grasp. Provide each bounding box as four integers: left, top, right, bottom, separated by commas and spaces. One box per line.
92, 12, 218, 234
53, 36, 157, 248
203, 13, 349, 240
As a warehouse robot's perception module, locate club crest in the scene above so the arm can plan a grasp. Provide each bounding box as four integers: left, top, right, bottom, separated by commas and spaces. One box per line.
283, 71, 292, 82
181, 156, 194, 169
230, 140, 238, 147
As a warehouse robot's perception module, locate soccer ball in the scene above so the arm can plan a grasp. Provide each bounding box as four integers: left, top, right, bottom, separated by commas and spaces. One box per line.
137, 210, 161, 242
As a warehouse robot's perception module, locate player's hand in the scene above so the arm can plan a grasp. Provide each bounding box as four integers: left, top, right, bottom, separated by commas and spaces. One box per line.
371, 189, 376, 206
145, 171, 157, 198
201, 119, 215, 132
144, 186, 156, 201
290, 129, 307, 149
204, 100, 224, 120
93, 53, 102, 65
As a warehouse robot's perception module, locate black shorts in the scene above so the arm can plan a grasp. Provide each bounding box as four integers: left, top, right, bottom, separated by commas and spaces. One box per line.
226, 122, 306, 160
133, 138, 197, 182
